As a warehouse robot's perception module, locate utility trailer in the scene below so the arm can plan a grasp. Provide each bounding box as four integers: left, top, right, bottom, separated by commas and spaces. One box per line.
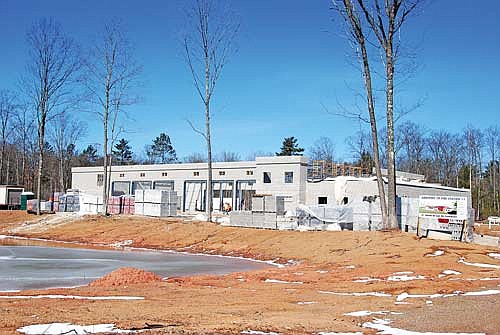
0, 185, 24, 209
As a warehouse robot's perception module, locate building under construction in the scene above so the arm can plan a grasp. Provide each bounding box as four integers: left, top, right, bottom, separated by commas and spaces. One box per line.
72, 156, 471, 227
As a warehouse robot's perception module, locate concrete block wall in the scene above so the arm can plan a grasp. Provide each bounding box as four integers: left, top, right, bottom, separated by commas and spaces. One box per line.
255, 156, 308, 213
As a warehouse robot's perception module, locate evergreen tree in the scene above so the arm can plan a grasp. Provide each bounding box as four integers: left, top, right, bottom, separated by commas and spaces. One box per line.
358, 150, 375, 172
151, 133, 177, 163
80, 145, 99, 166
112, 138, 133, 165
276, 137, 304, 156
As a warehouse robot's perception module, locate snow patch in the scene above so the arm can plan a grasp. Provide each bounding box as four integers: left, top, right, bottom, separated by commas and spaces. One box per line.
458, 257, 500, 269
387, 274, 426, 282
241, 331, 280, 335
318, 290, 391, 297
263, 279, 303, 284
463, 289, 500, 296
488, 253, 500, 260
439, 270, 462, 278
427, 250, 445, 257
353, 276, 382, 283
110, 240, 133, 248
17, 323, 135, 334
396, 289, 500, 302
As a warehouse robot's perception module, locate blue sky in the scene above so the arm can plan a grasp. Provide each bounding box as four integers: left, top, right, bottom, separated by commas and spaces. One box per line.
0, 0, 499, 161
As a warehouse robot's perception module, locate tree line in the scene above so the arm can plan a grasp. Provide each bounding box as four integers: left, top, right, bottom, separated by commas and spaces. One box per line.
1, 1, 498, 220
346, 121, 500, 219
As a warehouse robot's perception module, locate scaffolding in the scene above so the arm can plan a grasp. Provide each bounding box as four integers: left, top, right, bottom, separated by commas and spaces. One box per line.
308, 160, 371, 179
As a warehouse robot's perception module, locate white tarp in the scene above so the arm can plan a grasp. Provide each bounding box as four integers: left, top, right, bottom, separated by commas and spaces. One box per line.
296, 204, 353, 230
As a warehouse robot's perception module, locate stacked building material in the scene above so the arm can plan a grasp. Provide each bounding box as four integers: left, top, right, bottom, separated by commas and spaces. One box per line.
39, 201, 53, 212
252, 196, 285, 215
58, 195, 66, 212
120, 195, 135, 214
53, 192, 64, 212
134, 189, 177, 217
27, 199, 38, 213
65, 195, 75, 212
134, 190, 144, 215
80, 194, 103, 213
55, 193, 81, 212
107, 196, 122, 214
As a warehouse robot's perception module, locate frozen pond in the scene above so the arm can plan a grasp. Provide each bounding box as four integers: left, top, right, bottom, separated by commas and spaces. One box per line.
0, 242, 268, 291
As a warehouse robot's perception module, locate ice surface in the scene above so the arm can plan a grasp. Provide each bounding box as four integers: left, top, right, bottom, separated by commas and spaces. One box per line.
0, 244, 267, 291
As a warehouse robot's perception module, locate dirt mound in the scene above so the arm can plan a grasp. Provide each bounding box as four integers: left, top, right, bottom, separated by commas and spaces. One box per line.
90, 267, 163, 287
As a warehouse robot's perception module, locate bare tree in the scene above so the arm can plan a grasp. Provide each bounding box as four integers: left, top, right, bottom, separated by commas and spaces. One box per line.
0, 90, 17, 184
397, 121, 426, 174
217, 151, 241, 162
23, 18, 80, 214
464, 126, 484, 219
13, 105, 36, 188
82, 21, 142, 215
332, 1, 388, 227
485, 126, 500, 213
427, 130, 463, 187
184, 152, 207, 163
50, 113, 86, 191
309, 137, 336, 162
332, 0, 422, 229
346, 129, 372, 163
183, 0, 239, 222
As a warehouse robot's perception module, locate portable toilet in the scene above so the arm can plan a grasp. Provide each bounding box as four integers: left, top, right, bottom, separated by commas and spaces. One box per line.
21, 192, 35, 210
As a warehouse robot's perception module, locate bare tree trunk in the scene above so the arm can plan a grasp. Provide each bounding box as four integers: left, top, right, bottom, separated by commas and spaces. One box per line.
6, 149, 10, 184
15, 150, 20, 185
59, 152, 64, 191
336, 0, 388, 225
103, 110, 109, 216
205, 99, 213, 221
36, 118, 45, 215
385, 33, 398, 230
183, 0, 239, 221
0, 142, 5, 184
359, 39, 388, 225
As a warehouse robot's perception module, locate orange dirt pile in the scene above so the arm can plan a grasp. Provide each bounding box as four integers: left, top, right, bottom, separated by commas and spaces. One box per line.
90, 267, 163, 287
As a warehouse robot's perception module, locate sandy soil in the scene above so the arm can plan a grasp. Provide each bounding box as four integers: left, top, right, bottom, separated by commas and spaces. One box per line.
0, 211, 499, 334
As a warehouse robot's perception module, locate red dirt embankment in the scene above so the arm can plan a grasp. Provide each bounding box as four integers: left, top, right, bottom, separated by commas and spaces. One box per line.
89, 267, 163, 287
0, 210, 36, 230
0, 213, 499, 335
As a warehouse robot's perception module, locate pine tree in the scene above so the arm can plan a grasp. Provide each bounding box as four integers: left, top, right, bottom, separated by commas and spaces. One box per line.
112, 138, 133, 165
151, 133, 177, 163
276, 137, 304, 156
80, 145, 98, 166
